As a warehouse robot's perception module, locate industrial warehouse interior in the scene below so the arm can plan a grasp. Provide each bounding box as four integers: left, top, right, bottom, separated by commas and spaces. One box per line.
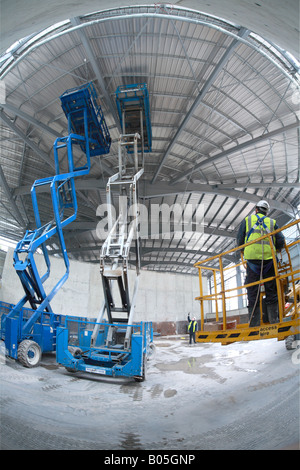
0, 0, 299, 452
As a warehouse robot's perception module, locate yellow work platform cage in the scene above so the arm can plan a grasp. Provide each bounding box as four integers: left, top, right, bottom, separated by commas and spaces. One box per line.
194, 219, 300, 345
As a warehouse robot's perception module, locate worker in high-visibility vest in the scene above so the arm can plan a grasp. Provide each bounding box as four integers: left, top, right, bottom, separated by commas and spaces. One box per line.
237, 200, 285, 327
187, 314, 198, 345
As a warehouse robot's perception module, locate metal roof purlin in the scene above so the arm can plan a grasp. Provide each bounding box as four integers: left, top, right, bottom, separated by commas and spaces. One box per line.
70, 16, 121, 132
0, 164, 26, 227
170, 121, 300, 185
12, 178, 296, 217
141, 181, 294, 217
0, 109, 55, 170
151, 26, 249, 183
1, 102, 62, 138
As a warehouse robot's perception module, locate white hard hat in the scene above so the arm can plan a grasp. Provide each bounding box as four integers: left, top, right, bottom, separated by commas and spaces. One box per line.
256, 200, 270, 213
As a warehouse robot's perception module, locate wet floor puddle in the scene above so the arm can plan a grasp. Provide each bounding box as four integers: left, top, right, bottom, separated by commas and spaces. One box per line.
155, 355, 227, 383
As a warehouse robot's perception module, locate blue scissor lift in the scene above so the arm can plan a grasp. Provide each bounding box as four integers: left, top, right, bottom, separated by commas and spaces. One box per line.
0, 82, 111, 367
56, 84, 154, 381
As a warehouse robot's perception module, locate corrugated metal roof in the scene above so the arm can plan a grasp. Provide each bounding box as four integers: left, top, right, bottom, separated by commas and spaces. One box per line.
0, 5, 299, 274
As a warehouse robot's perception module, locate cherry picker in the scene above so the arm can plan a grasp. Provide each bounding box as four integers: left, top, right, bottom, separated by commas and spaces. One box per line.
194, 219, 300, 347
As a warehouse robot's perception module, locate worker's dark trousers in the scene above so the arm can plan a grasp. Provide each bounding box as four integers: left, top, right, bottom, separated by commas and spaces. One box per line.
189, 332, 196, 344
245, 260, 278, 325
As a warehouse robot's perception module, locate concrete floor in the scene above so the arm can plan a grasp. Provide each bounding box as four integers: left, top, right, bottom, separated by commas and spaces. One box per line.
0, 336, 299, 450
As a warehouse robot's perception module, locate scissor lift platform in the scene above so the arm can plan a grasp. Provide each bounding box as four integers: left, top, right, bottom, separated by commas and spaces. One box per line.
116, 83, 152, 153
56, 317, 153, 381
60, 82, 111, 156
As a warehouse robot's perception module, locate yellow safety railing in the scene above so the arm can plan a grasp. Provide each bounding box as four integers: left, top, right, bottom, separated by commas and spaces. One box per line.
194, 218, 300, 344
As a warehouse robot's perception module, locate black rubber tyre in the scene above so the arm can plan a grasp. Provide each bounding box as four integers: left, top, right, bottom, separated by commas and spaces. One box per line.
68, 346, 82, 357
285, 335, 296, 350
17, 340, 42, 368
148, 342, 156, 359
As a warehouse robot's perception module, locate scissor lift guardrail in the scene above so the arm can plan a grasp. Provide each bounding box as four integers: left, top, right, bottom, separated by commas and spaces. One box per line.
116, 83, 152, 155
194, 219, 300, 345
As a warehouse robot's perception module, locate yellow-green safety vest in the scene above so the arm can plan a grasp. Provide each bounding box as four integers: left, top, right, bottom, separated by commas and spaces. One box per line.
244, 213, 275, 260
188, 321, 197, 333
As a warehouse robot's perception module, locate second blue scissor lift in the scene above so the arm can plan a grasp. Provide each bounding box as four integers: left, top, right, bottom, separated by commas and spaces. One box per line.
56, 83, 154, 381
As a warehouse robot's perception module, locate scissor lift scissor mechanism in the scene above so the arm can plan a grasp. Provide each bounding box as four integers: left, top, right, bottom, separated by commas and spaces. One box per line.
92, 84, 152, 352
0, 82, 111, 366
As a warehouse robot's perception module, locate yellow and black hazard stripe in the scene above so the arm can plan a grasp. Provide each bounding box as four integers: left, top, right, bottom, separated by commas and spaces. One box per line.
196, 319, 299, 344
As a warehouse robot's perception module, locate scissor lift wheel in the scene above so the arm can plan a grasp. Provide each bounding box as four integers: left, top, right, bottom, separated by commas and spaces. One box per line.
17, 340, 42, 368
285, 334, 300, 350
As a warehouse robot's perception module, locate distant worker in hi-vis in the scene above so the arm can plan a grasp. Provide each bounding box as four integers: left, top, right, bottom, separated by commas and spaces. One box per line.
237, 200, 285, 327
187, 313, 198, 345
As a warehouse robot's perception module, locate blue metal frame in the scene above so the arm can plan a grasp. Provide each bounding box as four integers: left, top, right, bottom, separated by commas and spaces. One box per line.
56, 317, 153, 379
115, 83, 152, 152
0, 300, 62, 359
60, 82, 111, 156
55, 83, 154, 379
1, 82, 111, 358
